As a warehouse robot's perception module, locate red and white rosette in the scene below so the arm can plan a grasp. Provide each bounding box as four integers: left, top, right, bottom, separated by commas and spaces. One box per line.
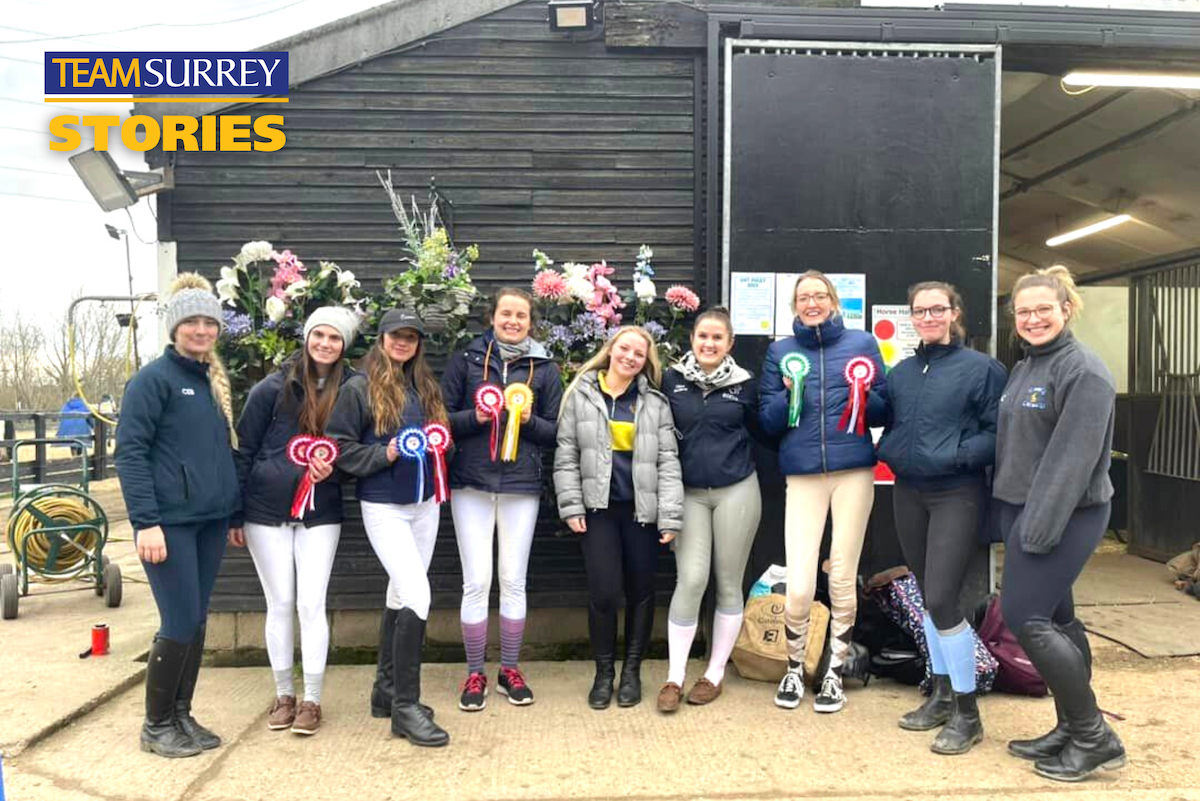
424, 422, 452, 504
287, 435, 340, 519
837, 356, 876, 437
474, 383, 506, 462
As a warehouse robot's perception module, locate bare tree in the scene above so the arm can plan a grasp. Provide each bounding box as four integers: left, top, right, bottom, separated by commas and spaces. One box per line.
44, 299, 132, 407
0, 310, 48, 409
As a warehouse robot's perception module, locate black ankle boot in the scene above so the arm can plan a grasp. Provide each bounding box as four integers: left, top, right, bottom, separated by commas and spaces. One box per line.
174, 624, 220, 750
931, 692, 984, 755
587, 602, 617, 709
617, 596, 654, 708
899, 674, 954, 731
1009, 618, 1090, 760
1017, 619, 1126, 782
142, 637, 202, 758
390, 609, 449, 747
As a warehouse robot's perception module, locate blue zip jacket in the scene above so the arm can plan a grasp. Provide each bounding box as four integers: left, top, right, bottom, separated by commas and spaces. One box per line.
56, 396, 93, 439
115, 346, 240, 530
759, 315, 888, 476
232, 355, 358, 528
440, 333, 562, 496
877, 340, 1007, 491
663, 367, 760, 489
325, 373, 434, 505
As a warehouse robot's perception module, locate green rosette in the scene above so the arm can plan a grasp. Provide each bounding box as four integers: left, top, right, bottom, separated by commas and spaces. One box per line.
780, 352, 811, 428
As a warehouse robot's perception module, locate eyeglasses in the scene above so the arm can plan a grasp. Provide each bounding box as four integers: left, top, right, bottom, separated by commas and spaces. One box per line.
795, 292, 831, 306
1014, 304, 1060, 322
910, 305, 951, 320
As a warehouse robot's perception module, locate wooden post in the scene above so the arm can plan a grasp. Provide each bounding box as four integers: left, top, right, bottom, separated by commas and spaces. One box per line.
93, 417, 108, 480
32, 413, 46, 483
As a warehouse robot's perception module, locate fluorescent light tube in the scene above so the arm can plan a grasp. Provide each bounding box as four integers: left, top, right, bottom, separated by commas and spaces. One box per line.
1046, 214, 1132, 247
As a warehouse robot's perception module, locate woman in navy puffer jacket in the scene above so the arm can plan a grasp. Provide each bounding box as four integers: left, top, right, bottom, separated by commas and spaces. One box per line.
759, 270, 887, 715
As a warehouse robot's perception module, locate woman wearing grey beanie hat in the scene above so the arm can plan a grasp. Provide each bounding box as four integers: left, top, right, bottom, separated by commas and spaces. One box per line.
229, 305, 361, 737
115, 273, 240, 758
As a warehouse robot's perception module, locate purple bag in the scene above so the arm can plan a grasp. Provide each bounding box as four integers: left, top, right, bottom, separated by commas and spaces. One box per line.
870, 573, 998, 695
978, 595, 1048, 697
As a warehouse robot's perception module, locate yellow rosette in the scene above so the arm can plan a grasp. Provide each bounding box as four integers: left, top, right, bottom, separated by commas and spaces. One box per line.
501, 383, 533, 462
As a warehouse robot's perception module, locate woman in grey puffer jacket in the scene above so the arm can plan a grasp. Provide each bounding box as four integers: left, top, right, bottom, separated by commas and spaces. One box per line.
554, 326, 683, 711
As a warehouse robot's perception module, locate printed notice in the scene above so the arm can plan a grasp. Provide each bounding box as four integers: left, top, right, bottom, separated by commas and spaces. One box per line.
730, 272, 775, 335
871, 304, 921, 369
774, 273, 867, 336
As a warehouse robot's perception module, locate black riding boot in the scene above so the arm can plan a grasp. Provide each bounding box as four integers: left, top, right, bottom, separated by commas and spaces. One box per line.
587, 602, 617, 710
1016, 619, 1125, 781
371, 609, 434, 720
617, 596, 654, 708
175, 624, 221, 750
899, 674, 954, 731
931, 692, 984, 755
142, 637, 202, 758
1008, 618, 1090, 760
390, 609, 449, 747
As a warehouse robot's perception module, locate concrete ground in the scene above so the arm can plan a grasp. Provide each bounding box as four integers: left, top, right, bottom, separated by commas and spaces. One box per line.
3, 484, 1199, 800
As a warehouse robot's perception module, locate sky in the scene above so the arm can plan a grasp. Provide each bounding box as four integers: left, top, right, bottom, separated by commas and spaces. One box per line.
0, 0, 388, 354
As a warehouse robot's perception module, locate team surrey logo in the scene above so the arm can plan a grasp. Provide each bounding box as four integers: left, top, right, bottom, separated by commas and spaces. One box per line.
44, 52, 288, 152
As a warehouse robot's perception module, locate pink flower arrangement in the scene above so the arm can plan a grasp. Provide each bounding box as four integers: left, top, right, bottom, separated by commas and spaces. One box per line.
269, 249, 306, 298
665, 285, 700, 313
586, 261, 625, 324
532, 269, 568, 300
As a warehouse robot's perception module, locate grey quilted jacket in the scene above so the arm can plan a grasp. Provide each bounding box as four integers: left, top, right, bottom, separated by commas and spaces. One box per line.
553, 371, 684, 532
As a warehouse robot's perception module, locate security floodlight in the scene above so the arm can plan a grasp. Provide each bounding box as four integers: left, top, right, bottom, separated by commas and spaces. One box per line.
69, 148, 174, 212
548, 0, 597, 32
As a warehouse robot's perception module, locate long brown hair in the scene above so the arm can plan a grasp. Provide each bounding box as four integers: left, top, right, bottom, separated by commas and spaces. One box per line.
908, 280, 967, 342
285, 340, 346, 437
364, 335, 447, 436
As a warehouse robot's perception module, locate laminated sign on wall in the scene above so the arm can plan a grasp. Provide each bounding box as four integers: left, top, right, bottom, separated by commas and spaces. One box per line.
871, 305, 921, 369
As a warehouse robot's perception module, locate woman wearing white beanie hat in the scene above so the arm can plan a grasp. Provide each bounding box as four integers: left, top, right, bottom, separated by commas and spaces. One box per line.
229, 305, 361, 737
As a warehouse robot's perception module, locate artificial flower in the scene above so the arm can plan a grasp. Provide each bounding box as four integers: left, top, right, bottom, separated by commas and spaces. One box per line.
665, 285, 701, 313
239, 240, 273, 264
634, 277, 656, 302
533, 269, 568, 300
265, 295, 287, 323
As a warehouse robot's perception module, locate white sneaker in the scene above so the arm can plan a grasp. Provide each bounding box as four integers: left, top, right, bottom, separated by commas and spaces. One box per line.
774, 671, 803, 709
814, 673, 845, 713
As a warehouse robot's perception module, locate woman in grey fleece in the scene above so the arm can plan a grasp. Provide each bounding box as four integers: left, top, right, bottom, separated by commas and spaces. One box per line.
554, 326, 683, 710
993, 266, 1125, 782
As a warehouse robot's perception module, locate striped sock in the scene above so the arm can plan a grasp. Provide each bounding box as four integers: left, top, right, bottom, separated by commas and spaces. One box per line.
499, 615, 525, 669
462, 619, 488, 675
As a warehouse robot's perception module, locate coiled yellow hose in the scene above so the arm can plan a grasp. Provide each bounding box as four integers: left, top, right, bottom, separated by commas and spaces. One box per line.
5, 489, 105, 582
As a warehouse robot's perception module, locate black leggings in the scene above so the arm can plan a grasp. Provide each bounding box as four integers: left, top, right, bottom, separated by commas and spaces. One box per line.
892, 481, 984, 630
579, 503, 660, 615
998, 500, 1110, 631
138, 518, 228, 642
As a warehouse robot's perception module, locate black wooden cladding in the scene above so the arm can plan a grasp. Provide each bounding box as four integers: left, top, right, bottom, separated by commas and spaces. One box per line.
168, 0, 697, 612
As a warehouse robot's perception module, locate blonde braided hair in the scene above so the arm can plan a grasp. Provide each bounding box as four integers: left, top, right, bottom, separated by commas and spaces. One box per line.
167, 273, 239, 447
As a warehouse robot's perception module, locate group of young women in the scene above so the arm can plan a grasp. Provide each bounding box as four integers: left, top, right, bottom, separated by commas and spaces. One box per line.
115, 264, 1123, 782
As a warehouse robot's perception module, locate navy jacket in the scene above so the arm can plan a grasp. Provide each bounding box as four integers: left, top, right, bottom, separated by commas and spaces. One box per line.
663, 368, 760, 489
115, 346, 240, 530
440, 333, 562, 496
325, 373, 434, 505
877, 340, 1007, 491
232, 357, 357, 528
759, 315, 889, 476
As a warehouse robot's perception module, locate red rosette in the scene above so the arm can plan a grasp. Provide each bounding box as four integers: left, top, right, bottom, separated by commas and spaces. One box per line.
843, 356, 876, 386
305, 437, 339, 465
474, 383, 506, 461
287, 434, 315, 467
837, 356, 876, 437
424, 423, 452, 504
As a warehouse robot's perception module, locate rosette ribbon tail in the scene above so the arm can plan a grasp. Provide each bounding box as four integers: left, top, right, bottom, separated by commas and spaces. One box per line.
290, 474, 314, 520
